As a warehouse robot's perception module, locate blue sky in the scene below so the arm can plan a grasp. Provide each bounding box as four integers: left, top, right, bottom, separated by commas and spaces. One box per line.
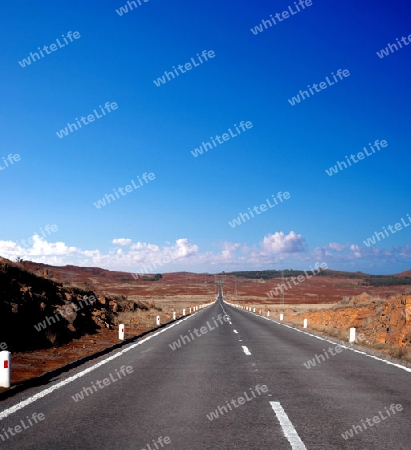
0, 0, 410, 274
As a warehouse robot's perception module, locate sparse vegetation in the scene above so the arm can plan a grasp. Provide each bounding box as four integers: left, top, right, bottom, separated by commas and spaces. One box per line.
228, 270, 308, 279
141, 274, 163, 281
228, 269, 411, 287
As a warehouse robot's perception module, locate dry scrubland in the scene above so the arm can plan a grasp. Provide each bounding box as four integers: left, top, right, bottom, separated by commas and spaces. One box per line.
0, 259, 214, 386
2, 259, 411, 386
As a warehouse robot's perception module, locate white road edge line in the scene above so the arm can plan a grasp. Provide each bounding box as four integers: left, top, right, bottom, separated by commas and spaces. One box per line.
270, 401, 307, 450
235, 305, 411, 374
242, 346, 251, 355
0, 307, 212, 421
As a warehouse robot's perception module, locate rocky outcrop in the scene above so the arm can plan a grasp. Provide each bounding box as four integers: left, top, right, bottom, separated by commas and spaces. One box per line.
286, 293, 411, 358
0, 259, 120, 351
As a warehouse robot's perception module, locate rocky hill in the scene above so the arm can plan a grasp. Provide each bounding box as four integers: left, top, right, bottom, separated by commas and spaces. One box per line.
0, 257, 139, 352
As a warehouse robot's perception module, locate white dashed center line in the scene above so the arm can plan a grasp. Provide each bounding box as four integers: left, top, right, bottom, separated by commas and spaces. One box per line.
270, 401, 307, 450
242, 346, 251, 355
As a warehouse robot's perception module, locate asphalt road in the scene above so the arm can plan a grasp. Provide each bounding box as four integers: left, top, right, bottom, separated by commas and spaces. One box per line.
0, 299, 409, 449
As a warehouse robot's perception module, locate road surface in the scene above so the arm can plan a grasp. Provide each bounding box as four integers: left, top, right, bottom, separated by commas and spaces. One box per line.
0, 299, 409, 449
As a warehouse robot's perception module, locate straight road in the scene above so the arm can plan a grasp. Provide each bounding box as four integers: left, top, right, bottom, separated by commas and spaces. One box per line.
0, 299, 409, 449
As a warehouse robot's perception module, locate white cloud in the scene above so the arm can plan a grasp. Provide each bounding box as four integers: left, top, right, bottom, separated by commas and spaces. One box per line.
173, 238, 198, 257
328, 242, 347, 252
398, 244, 411, 258
0, 240, 25, 256
0, 235, 80, 257
349, 244, 362, 258
1, 231, 410, 273
112, 238, 132, 246
262, 231, 306, 254
30, 235, 78, 255
130, 242, 160, 252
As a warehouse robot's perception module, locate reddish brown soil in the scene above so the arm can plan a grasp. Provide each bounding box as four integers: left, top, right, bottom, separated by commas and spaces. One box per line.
7, 326, 151, 387
4, 261, 409, 390
19, 262, 408, 305
223, 274, 406, 306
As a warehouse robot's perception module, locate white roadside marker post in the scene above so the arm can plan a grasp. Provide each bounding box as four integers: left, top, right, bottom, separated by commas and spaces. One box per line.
280, 313, 284, 321
303, 319, 308, 328
173, 312, 176, 320
0, 351, 11, 388
156, 316, 161, 326
349, 328, 356, 343
119, 324, 125, 340
183, 309, 186, 316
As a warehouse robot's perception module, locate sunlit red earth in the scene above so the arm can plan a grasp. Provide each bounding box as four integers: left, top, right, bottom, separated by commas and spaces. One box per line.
4, 262, 410, 389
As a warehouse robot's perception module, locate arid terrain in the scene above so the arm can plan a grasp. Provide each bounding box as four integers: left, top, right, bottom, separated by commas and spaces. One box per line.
1, 258, 411, 390
19, 260, 411, 304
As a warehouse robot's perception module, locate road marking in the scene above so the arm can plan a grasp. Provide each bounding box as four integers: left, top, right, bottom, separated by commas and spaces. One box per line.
233, 330, 238, 334
242, 346, 251, 355
235, 306, 411, 374
0, 307, 212, 422
270, 401, 307, 450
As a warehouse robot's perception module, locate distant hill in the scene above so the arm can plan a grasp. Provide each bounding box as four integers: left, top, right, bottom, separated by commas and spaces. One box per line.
225, 268, 411, 286
5, 258, 411, 307
0, 257, 125, 352
396, 270, 411, 278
